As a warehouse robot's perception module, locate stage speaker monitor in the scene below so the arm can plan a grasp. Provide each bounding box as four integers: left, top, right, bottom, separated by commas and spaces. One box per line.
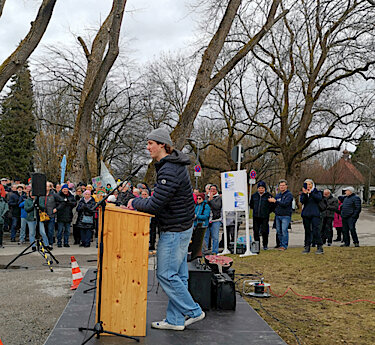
31, 173, 47, 196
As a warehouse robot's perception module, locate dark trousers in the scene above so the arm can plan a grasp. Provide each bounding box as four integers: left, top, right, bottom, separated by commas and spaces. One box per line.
253, 217, 269, 248
73, 224, 81, 244
150, 218, 158, 249
303, 216, 322, 247
342, 217, 359, 246
320, 216, 334, 244
219, 225, 235, 248
0, 223, 3, 246
80, 228, 92, 247
335, 227, 342, 240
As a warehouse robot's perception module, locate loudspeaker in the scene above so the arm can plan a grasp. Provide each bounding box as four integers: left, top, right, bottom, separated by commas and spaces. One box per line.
188, 261, 212, 310
31, 173, 47, 196
211, 273, 236, 310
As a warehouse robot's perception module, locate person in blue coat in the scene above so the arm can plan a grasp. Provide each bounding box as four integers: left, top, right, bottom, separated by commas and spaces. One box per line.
194, 193, 211, 227
340, 186, 361, 247
300, 179, 323, 254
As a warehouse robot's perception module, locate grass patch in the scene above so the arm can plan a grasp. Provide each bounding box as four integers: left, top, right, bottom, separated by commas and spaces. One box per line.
231, 247, 375, 345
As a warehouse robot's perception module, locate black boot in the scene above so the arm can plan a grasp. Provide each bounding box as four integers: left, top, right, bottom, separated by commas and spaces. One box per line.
302, 246, 310, 254
315, 245, 324, 254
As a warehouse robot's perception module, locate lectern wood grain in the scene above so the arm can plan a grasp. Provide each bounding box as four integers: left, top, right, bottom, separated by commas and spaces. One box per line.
96, 204, 152, 336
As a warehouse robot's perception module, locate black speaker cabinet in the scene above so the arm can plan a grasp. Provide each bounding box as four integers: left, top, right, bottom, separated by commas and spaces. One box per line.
211, 273, 236, 310
31, 173, 47, 196
188, 261, 212, 311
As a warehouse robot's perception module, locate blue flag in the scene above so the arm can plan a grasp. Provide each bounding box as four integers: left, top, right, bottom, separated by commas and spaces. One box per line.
60, 154, 67, 184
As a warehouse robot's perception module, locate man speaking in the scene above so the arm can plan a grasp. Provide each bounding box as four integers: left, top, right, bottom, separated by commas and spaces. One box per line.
128, 128, 205, 331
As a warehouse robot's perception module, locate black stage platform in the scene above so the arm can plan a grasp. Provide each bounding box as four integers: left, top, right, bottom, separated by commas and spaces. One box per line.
44, 269, 285, 345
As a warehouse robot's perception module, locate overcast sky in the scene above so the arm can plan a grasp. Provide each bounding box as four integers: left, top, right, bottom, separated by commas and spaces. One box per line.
0, 0, 198, 65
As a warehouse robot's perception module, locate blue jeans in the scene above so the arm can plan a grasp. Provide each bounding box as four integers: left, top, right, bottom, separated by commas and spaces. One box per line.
157, 226, 202, 326
10, 216, 19, 240
20, 218, 27, 242
57, 222, 71, 245
44, 217, 55, 245
28, 221, 49, 247
275, 215, 290, 249
204, 221, 221, 254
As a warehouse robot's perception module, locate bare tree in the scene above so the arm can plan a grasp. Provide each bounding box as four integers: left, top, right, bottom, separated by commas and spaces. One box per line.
67, 0, 127, 182
0, 0, 57, 92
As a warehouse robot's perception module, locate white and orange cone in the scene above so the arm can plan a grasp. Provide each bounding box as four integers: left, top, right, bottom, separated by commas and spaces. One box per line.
70, 256, 83, 290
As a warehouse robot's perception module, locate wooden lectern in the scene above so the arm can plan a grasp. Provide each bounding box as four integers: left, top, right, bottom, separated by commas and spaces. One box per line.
96, 203, 153, 337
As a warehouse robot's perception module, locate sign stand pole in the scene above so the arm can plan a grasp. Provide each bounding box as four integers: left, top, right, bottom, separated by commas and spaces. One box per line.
233, 144, 242, 255
219, 211, 230, 255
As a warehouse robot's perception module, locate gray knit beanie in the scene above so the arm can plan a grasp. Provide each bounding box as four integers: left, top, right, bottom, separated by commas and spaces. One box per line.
147, 128, 173, 146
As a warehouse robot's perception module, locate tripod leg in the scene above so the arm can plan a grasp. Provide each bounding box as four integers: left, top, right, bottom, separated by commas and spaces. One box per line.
42, 244, 59, 264
79, 329, 97, 345
38, 241, 54, 272
4, 241, 36, 269
102, 330, 140, 342
83, 286, 96, 294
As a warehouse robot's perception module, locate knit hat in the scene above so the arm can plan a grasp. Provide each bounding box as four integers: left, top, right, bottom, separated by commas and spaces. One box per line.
83, 190, 91, 196
147, 128, 173, 146
257, 181, 266, 188
61, 184, 69, 190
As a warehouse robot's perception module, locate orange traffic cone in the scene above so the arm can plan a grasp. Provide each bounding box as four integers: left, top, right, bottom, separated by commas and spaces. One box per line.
0, 338, 3, 344
70, 256, 83, 290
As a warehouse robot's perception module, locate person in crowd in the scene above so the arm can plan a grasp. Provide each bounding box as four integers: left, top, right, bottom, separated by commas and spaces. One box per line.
250, 181, 274, 250
194, 193, 211, 228
0, 183, 5, 198
319, 189, 338, 246
39, 182, 59, 248
1, 178, 10, 193
75, 187, 83, 201
72, 186, 83, 245
24, 192, 51, 251
106, 183, 112, 193
340, 187, 361, 247
300, 179, 324, 254
128, 127, 204, 331
55, 184, 77, 247
8, 184, 25, 242
68, 182, 75, 194
116, 182, 135, 206
268, 179, 293, 251
18, 186, 29, 244
107, 195, 117, 203
0, 194, 9, 248
132, 188, 140, 197
55, 184, 61, 193
204, 184, 212, 201
333, 198, 343, 242
141, 189, 149, 199
76, 190, 96, 247
205, 184, 222, 255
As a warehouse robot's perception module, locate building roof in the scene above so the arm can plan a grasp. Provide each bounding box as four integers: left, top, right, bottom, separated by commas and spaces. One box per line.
315, 151, 365, 186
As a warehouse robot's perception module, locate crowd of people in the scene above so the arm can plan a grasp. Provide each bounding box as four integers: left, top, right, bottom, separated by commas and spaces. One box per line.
0, 177, 155, 250
191, 179, 362, 255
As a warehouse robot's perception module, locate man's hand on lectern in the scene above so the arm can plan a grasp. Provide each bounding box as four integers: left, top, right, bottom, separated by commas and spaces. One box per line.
127, 199, 135, 210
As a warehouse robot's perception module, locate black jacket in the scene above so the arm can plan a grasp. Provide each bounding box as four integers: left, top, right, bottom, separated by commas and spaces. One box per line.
250, 191, 274, 219
300, 188, 322, 218
76, 197, 96, 229
208, 195, 222, 221
8, 191, 23, 218
320, 195, 338, 218
132, 150, 195, 232
55, 191, 77, 223
341, 194, 361, 219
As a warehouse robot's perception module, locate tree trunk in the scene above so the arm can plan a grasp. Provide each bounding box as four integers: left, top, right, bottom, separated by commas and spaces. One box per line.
67, 0, 127, 183
0, 0, 57, 92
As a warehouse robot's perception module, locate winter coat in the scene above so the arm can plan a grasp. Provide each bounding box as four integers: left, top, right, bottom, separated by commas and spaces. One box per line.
39, 191, 59, 218
132, 149, 195, 232
208, 195, 222, 221
274, 190, 294, 217
319, 195, 338, 218
250, 191, 274, 219
0, 197, 9, 225
76, 197, 96, 230
333, 201, 343, 228
24, 198, 37, 222
194, 200, 211, 227
300, 188, 323, 218
55, 190, 77, 223
8, 191, 23, 218
341, 194, 361, 219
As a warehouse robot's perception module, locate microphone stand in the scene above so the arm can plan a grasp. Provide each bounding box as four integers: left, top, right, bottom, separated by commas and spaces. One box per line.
78, 166, 143, 344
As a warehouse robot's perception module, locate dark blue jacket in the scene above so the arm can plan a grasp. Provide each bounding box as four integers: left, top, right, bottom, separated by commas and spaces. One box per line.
300, 188, 322, 218
194, 200, 211, 227
250, 191, 274, 219
8, 191, 23, 217
274, 190, 293, 217
341, 194, 361, 219
132, 150, 195, 232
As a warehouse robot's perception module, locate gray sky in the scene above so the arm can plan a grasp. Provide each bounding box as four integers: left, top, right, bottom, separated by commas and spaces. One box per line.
0, 0, 198, 64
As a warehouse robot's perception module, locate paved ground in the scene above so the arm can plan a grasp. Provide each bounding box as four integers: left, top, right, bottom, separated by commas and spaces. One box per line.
0, 209, 373, 345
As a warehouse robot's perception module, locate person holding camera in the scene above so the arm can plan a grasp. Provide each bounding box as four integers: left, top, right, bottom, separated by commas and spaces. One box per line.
300, 179, 324, 254
55, 184, 77, 248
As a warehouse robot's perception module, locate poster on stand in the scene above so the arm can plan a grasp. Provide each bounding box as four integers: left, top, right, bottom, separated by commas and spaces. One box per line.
221, 170, 248, 212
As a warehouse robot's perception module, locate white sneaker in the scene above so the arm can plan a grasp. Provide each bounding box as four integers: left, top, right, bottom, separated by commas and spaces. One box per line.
151, 320, 185, 331
185, 311, 205, 326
